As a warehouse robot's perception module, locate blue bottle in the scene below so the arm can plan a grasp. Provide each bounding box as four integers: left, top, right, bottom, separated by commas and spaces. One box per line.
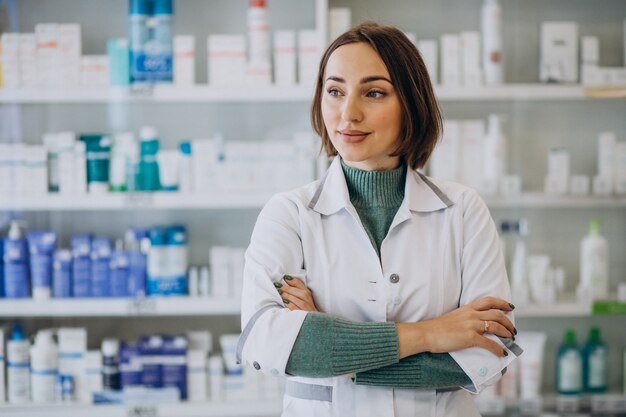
27, 231, 57, 300
110, 250, 130, 297
166, 225, 187, 295
91, 238, 112, 297
129, 0, 152, 84
138, 126, 161, 191
71, 235, 92, 297
0, 238, 5, 297
147, 227, 167, 296
162, 335, 187, 399
120, 342, 142, 389
3, 221, 30, 298
126, 229, 148, 297
556, 329, 582, 395
582, 327, 608, 393
52, 249, 72, 298
139, 335, 164, 388
150, 0, 173, 82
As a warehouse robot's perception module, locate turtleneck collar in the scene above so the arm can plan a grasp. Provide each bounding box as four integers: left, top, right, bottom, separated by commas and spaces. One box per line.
340, 159, 406, 208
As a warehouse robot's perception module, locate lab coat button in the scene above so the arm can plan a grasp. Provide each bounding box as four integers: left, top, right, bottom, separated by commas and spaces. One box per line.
270, 368, 279, 376
478, 366, 488, 377
253, 361, 261, 370
392, 296, 402, 305
389, 273, 400, 283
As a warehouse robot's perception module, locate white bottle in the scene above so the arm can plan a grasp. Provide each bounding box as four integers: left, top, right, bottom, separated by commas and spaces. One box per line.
481, 114, 507, 195
7, 324, 30, 404
510, 219, 529, 305
247, 0, 271, 84
187, 349, 207, 401
178, 141, 193, 193
481, 0, 504, 85
30, 329, 58, 403
188, 266, 199, 297
208, 354, 224, 401
580, 220, 609, 300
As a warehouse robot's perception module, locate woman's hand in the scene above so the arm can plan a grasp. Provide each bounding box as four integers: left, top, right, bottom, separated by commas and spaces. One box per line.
274, 275, 319, 312
397, 296, 516, 359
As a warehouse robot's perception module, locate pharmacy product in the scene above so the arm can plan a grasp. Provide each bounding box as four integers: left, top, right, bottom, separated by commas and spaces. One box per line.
207, 35, 246, 86
187, 349, 207, 401
102, 338, 121, 391
570, 175, 590, 196
557, 329, 582, 395
298, 30, 322, 86
129, 0, 151, 84
461, 120, 486, 190
150, 0, 174, 82
188, 266, 199, 296
25, 145, 48, 195
110, 250, 130, 297
461, 31, 482, 86
0, 327, 5, 402
199, 266, 211, 297
71, 235, 91, 297
162, 336, 187, 399
58, 328, 88, 403
109, 133, 136, 192
328, 8, 351, 42
57, 24, 81, 87
107, 38, 130, 86
482, 114, 507, 195
582, 327, 607, 393
580, 220, 608, 300
7, 324, 30, 403
80, 55, 109, 86
510, 220, 529, 305
126, 229, 148, 297
80, 134, 112, 194
187, 331, 212, 354
55, 132, 77, 195
86, 351, 103, 395
140, 335, 164, 388
220, 334, 244, 401
528, 254, 554, 304
178, 141, 193, 193
540, 22, 578, 83
517, 332, 546, 399
165, 225, 188, 295
138, 126, 161, 191
91, 238, 112, 297
208, 354, 224, 401
481, 0, 503, 85
27, 230, 57, 300
440, 34, 460, 86
615, 142, 626, 195
247, 0, 271, 85
4, 221, 30, 298
499, 357, 519, 400
74, 141, 87, 194
417, 40, 438, 85
428, 119, 460, 182
545, 148, 570, 195
0, 240, 4, 298
147, 227, 167, 296
273, 31, 296, 86
210, 247, 232, 298
120, 342, 142, 389
30, 329, 58, 403
157, 150, 180, 191
36, 24, 60, 87
173, 35, 195, 86
43, 133, 61, 192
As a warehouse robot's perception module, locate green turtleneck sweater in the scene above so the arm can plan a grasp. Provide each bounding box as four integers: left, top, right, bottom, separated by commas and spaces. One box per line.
284, 162, 471, 389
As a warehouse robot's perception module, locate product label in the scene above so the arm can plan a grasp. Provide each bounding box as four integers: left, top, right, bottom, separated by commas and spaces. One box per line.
589, 348, 606, 388
558, 351, 582, 392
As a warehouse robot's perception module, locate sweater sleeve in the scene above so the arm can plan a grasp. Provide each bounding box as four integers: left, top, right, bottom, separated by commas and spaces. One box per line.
285, 313, 471, 390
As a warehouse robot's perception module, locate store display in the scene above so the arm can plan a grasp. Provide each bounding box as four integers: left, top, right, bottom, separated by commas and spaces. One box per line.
7, 324, 31, 404
578, 220, 609, 301
540, 22, 578, 83
173, 35, 194, 86
582, 327, 608, 393
518, 332, 547, 399
273, 30, 296, 86
481, 0, 503, 85
30, 330, 58, 403
556, 329, 583, 395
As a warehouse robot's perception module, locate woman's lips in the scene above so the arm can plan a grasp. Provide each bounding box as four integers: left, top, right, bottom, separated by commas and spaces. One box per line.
338, 130, 370, 143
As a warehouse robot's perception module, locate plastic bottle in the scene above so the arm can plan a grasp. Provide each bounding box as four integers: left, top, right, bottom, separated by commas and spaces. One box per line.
90, 238, 112, 297
166, 225, 188, 295
178, 141, 193, 193
7, 324, 30, 403
151, 0, 174, 83
481, 0, 503, 85
0, 327, 5, 403
247, 0, 271, 84
482, 114, 507, 195
129, 0, 152, 84
147, 227, 168, 296
71, 235, 92, 298
510, 219, 529, 305
52, 249, 72, 298
30, 329, 58, 403
583, 327, 608, 393
4, 221, 30, 298
110, 250, 130, 297
556, 329, 582, 395
580, 220, 609, 300
138, 126, 161, 191
125, 229, 148, 297
26, 230, 57, 300
102, 338, 121, 391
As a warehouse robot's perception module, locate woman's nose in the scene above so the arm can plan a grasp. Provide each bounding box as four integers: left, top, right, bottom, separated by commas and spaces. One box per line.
341, 94, 363, 123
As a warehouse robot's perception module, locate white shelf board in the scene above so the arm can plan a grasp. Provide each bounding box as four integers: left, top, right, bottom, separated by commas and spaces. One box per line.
1, 191, 273, 211
515, 300, 592, 318
0, 400, 282, 417
0, 297, 241, 317
0, 84, 612, 104
3, 192, 625, 211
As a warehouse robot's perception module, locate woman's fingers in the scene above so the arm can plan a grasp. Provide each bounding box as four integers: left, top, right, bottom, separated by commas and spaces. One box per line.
472, 333, 509, 357
480, 320, 513, 339
471, 296, 515, 312
481, 310, 516, 336
281, 292, 316, 311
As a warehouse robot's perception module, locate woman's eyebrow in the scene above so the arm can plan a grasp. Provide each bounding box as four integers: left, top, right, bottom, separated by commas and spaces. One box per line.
325, 75, 393, 84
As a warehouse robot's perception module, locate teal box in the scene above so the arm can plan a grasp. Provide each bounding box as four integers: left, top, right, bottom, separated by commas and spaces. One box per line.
108, 38, 131, 86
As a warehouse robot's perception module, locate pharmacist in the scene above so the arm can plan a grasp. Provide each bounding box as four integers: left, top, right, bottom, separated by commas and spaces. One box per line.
238, 22, 521, 417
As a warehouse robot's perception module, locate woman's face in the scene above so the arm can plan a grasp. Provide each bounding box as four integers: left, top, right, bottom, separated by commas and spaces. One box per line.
321, 42, 403, 171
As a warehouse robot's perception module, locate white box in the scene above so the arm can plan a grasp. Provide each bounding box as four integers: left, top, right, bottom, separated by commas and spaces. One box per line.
273, 31, 296, 86
207, 35, 246, 86
460, 31, 482, 86
544, 176, 567, 195
58, 328, 88, 403
57, 24, 81, 87
581, 64, 602, 86
597, 132, 615, 179
417, 40, 438, 84
80, 55, 109, 86
428, 119, 461, 181
581, 36, 599, 65
570, 175, 590, 195
441, 34, 460, 86
298, 30, 323, 87
19, 34, 38, 87
547, 148, 570, 184
460, 119, 485, 190
500, 175, 522, 196
174, 35, 195, 86
26, 145, 48, 195
329, 8, 351, 42
540, 22, 578, 83
592, 175, 612, 196
615, 142, 626, 195
36, 23, 61, 87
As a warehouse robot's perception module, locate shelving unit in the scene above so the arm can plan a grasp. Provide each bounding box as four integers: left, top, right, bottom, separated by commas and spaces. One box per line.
0, 400, 283, 417
2, 84, 621, 104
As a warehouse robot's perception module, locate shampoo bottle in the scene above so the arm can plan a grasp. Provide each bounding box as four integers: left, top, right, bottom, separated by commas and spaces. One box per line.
583, 327, 607, 393
580, 220, 608, 300
7, 324, 30, 403
556, 329, 582, 395
4, 221, 30, 298
481, 0, 504, 85
30, 329, 58, 403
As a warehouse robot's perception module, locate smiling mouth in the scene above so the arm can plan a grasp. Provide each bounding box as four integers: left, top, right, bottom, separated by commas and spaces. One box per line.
338, 130, 370, 143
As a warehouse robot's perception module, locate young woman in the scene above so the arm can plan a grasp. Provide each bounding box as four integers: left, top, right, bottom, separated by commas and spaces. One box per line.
237, 22, 521, 417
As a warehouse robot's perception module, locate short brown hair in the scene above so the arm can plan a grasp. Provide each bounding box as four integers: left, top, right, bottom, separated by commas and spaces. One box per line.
311, 21, 442, 170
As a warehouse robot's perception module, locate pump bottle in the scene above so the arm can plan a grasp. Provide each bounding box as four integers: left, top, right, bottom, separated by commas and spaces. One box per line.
30, 329, 58, 403
7, 324, 30, 403
580, 220, 608, 300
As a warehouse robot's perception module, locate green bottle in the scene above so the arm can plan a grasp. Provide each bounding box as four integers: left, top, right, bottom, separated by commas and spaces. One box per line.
583, 327, 608, 393
556, 329, 582, 395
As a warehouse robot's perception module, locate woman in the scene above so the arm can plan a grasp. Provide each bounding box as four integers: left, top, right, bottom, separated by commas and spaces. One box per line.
237, 22, 521, 417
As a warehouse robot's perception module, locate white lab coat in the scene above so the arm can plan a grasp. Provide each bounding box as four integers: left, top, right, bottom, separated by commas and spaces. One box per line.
238, 157, 520, 417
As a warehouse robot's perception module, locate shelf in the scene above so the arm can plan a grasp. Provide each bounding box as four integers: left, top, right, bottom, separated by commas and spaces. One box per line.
515, 300, 592, 318
0, 297, 241, 317
2, 84, 621, 104
3, 192, 625, 211
0, 400, 282, 417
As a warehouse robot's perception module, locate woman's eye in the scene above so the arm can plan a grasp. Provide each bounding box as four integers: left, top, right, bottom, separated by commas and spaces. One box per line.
327, 88, 342, 97
366, 90, 385, 98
